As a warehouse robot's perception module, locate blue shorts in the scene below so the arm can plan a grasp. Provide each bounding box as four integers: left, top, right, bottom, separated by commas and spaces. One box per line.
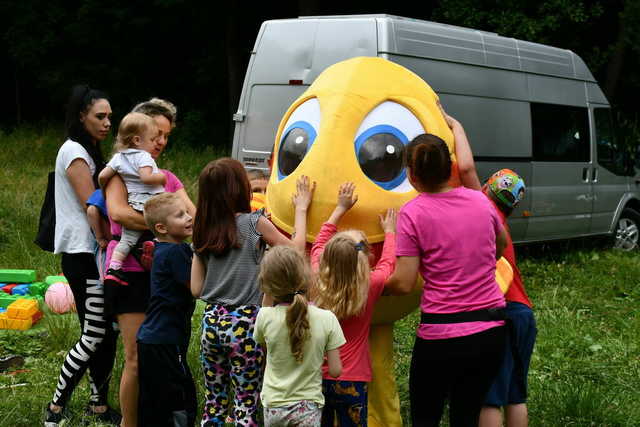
485, 302, 537, 407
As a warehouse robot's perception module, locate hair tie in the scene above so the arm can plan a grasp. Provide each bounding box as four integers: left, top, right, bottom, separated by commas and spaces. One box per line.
284, 290, 305, 299
354, 241, 366, 252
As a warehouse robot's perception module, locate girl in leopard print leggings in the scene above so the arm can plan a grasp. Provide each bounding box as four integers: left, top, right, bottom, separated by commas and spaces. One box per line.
190, 158, 314, 426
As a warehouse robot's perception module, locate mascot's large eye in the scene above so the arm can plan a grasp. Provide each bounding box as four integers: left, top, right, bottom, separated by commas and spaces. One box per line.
354, 101, 426, 192
277, 98, 320, 180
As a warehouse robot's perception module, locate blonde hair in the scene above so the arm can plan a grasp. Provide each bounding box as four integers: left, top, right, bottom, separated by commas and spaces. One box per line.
114, 112, 156, 152
259, 246, 311, 363
132, 97, 177, 128
143, 193, 181, 236
314, 230, 370, 319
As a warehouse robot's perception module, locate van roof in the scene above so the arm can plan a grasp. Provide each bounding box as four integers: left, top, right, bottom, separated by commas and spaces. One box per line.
287, 14, 595, 82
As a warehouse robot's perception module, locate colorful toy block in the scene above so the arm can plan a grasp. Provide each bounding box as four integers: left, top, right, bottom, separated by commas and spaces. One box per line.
29, 295, 44, 304
0, 294, 19, 309
0, 270, 37, 283
11, 284, 30, 296
7, 299, 39, 320
28, 282, 49, 297
2, 284, 18, 295
0, 299, 44, 330
45, 276, 68, 286
0, 315, 31, 330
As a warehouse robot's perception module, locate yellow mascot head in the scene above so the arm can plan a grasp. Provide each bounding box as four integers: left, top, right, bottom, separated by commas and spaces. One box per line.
266, 57, 459, 243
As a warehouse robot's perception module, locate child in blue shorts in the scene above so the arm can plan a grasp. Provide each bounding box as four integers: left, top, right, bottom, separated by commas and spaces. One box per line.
136, 192, 196, 427
479, 170, 537, 427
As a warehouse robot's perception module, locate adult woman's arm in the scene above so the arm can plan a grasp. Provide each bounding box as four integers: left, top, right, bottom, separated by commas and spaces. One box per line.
104, 174, 147, 230
384, 256, 420, 296
66, 159, 96, 213
174, 188, 196, 219
190, 253, 206, 298
438, 101, 482, 191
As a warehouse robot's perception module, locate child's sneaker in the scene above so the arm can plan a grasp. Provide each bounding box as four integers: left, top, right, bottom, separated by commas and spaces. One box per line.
104, 268, 129, 286
141, 240, 155, 271
44, 403, 67, 426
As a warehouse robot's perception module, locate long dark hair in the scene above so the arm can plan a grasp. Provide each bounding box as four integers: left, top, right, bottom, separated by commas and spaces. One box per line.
64, 84, 109, 186
193, 158, 252, 257
406, 133, 452, 189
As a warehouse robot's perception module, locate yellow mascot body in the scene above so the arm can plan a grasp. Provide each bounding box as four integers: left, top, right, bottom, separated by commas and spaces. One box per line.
265, 57, 511, 426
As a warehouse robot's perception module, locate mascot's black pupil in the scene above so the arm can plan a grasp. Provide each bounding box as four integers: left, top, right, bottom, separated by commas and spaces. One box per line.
358, 133, 405, 182
278, 128, 309, 176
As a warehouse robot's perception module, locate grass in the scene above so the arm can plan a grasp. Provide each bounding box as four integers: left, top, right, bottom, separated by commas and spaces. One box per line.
1, 127, 639, 426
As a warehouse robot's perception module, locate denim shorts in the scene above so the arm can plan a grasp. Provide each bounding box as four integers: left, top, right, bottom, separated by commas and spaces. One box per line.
485, 302, 537, 406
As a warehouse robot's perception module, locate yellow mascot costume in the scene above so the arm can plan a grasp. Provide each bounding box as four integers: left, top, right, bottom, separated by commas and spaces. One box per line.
265, 57, 511, 426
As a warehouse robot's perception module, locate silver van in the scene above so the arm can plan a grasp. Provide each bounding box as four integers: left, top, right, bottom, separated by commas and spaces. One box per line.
232, 14, 640, 249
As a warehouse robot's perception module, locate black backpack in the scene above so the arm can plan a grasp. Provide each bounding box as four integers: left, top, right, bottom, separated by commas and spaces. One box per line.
34, 172, 56, 252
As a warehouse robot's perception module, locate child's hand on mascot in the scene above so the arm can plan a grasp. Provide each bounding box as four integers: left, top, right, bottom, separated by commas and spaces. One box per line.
291, 175, 316, 210
379, 208, 397, 234
336, 182, 358, 213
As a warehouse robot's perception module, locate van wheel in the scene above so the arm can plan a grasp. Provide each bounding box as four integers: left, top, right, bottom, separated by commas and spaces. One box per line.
613, 208, 640, 251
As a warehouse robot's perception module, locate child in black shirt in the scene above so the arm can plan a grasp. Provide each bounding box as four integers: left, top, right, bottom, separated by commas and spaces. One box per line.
136, 192, 196, 427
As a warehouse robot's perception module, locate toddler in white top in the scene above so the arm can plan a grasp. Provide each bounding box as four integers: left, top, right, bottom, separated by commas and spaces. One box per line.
99, 112, 165, 285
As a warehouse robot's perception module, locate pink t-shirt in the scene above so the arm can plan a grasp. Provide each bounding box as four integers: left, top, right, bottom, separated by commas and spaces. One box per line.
106, 169, 184, 272
396, 186, 506, 340
310, 223, 396, 382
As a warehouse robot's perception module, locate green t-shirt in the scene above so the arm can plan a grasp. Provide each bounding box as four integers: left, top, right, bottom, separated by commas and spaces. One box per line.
254, 304, 346, 407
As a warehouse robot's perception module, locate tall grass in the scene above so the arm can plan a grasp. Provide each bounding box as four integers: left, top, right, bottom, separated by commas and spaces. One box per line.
1, 128, 639, 426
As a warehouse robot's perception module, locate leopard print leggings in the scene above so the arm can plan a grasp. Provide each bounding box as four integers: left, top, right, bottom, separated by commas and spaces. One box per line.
200, 304, 264, 427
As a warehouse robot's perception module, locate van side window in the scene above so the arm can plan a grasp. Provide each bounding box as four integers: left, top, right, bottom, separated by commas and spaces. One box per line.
594, 108, 629, 176
531, 103, 590, 162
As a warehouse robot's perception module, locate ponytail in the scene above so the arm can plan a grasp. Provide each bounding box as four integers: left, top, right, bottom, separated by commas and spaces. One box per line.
406, 134, 451, 189
286, 292, 310, 363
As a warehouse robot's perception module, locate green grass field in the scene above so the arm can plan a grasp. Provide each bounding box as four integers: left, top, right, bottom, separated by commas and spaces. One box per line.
1, 128, 639, 426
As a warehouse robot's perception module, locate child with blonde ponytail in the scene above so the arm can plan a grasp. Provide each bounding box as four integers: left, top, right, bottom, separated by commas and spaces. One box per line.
254, 246, 345, 427
310, 182, 397, 427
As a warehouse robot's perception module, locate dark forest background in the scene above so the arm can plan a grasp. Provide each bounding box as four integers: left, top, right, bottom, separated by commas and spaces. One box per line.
1, 0, 639, 150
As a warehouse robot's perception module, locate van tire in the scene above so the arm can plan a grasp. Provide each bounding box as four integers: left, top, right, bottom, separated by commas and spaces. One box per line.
613, 208, 640, 251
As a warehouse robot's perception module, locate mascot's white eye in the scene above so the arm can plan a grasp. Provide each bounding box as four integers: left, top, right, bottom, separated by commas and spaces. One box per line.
277, 98, 321, 180
354, 101, 425, 192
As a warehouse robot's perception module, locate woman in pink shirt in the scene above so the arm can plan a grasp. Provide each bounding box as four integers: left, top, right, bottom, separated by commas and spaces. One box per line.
310, 182, 396, 427
386, 133, 508, 427
104, 98, 196, 427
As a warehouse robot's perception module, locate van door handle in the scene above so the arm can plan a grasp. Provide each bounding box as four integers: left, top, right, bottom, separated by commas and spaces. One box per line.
582, 167, 590, 183
591, 167, 598, 182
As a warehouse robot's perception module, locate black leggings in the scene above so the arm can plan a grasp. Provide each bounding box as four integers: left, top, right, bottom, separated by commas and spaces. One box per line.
410, 326, 506, 427
51, 253, 118, 407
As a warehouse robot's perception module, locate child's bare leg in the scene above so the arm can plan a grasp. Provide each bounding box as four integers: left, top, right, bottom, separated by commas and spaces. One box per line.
479, 406, 503, 427
505, 403, 528, 427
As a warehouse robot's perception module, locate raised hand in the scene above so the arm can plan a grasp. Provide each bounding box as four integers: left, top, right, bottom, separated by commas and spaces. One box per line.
292, 175, 316, 211
437, 100, 459, 130
379, 208, 397, 233
336, 182, 358, 212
